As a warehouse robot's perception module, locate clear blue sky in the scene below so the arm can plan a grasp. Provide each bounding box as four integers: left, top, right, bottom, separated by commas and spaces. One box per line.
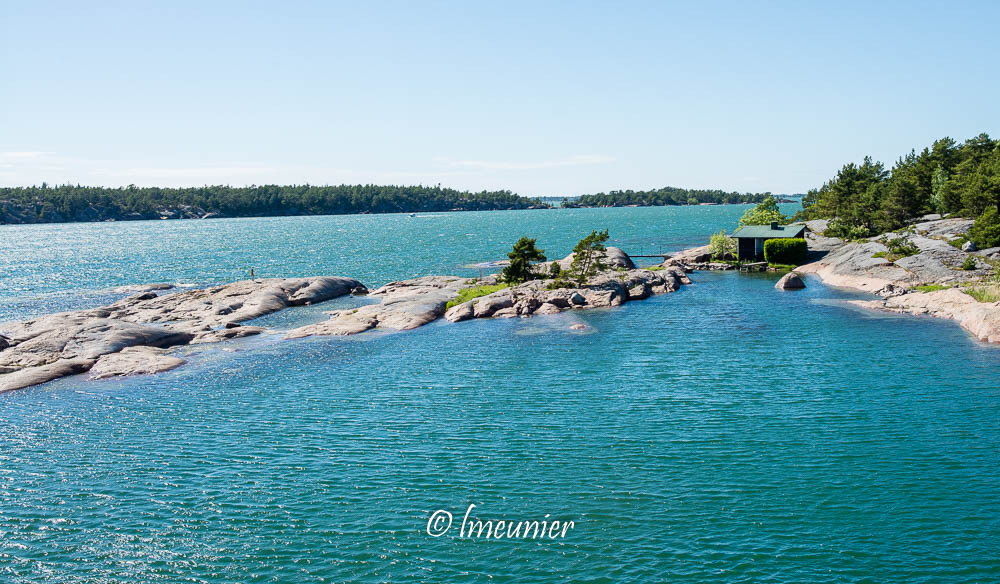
2, 0, 997, 196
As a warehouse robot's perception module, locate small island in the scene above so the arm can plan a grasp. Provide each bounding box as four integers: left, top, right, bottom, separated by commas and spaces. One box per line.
0, 184, 549, 224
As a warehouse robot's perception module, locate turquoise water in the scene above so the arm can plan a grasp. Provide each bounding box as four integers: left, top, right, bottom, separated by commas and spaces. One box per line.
2, 206, 999, 582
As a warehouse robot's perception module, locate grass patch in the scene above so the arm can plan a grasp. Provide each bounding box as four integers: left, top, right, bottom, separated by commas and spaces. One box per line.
964, 287, 1000, 303
947, 235, 969, 249
644, 265, 665, 271
872, 251, 887, 259
445, 284, 509, 309
914, 284, 949, 293
768, 263, 797, 271
963, 273, 1000, 303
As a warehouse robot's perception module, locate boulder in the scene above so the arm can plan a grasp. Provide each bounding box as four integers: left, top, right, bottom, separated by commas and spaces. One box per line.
444, 302, 475, 323
669, 245, 712, 264
774, 272, 806, 290
534, 303, 563, 315
513, 295, 541, 316
569, 292, 586, 306
473, 293, 514, 318
491, 307, 519, 318
962, 241, 977, 252
874, 283, 907, 298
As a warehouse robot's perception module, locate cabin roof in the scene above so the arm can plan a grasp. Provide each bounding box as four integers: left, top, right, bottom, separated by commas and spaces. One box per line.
731, 223, 806, 239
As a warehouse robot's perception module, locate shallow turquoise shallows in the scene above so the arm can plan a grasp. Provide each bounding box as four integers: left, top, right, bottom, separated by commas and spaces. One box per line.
2, 206, 999, 583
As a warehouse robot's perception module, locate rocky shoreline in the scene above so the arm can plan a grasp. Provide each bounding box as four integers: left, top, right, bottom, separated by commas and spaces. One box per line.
0, 277, 363, 392
0, 248, 689, 392
5, 220, 997, 392
795, 217, 1000, 344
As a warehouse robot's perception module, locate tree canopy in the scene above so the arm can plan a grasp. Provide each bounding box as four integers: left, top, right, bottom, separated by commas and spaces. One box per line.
501, 237, 547, 284
0, 184, 547, 224
568, 229, 610, 285
798, 133, 1000, 237
738, 195, 788, 226
565, 187, 772, 208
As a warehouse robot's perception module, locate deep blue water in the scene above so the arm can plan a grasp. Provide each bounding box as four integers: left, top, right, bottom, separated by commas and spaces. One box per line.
2, 207, 999, 582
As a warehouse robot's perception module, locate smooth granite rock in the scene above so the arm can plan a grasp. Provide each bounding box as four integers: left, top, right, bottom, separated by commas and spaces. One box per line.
89, 346, 187, 380
775, 272, 806, 290
0, 276, 363, 391
287, 276, 467, 338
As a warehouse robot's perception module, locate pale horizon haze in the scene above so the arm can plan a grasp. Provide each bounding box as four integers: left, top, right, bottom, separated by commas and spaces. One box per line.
2, 0, 998, 196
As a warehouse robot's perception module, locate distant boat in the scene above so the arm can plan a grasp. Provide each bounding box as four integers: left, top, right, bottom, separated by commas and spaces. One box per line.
409, 213, 416, 217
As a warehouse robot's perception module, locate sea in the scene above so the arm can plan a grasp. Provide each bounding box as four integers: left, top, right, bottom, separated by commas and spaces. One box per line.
2, 205, 998, 582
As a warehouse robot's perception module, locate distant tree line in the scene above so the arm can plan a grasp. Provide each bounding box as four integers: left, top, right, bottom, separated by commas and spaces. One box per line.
797, 133, 1000, 239
564, 187, 772, 208
0, 184, 548, 224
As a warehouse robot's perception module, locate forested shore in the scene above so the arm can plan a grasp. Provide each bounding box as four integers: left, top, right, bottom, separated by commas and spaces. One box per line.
563, 186, 777, 208
797, 132, 1000, 244
0, 184, 548, 224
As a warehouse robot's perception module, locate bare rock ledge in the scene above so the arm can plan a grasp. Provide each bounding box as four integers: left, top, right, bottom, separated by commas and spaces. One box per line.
0, 276, 362, 392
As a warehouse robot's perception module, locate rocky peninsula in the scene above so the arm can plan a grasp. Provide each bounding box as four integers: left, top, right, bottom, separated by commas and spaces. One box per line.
0, 277, 363, 392
0, 248, 689, 392
795, 217, 1000, 344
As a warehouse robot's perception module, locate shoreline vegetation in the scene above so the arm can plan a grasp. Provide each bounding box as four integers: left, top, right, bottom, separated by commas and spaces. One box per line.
0, 184, 549, 224
0, 183, 793, 225
562, 187, 790, 208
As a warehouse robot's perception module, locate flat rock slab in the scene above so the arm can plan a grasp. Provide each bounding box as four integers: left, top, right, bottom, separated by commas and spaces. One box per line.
287, 276, 467, 338
855, 288, 1000, 344
89, 346, 186, 380
0, 276, 362, 391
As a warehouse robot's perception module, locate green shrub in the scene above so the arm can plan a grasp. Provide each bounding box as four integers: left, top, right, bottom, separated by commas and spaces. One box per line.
872, 251, 888, 259
914, 284, 949, 292
824, 219, 873, 241
645, 265, 665, 271
969, 207, 1000, 249
545, 278, 575, 290
962, 255, 978, 270
763, 238, 808, 266
947, 235, 969, 249
709, 230, 735, 260
880, 235, 920, 258
548, 261, 561, 278
445, 284, 509, 309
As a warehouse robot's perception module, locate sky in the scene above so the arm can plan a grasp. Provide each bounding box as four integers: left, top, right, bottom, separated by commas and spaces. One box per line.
1, 0, 998, 196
